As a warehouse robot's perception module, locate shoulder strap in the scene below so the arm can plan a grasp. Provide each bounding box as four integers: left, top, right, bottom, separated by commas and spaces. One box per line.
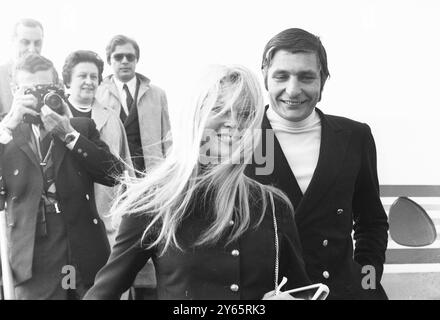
270, 193, 279, 292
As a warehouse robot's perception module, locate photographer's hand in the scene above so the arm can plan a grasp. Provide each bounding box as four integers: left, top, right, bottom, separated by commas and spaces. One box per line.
1, 88, 39, 130
40, 105, 75, 140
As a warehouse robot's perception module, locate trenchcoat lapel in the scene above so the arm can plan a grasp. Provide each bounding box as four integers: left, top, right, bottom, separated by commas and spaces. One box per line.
294, 108, 351, 219
91, 99, 111, 132
124, 77, 149, 128
107, 80, 123, 115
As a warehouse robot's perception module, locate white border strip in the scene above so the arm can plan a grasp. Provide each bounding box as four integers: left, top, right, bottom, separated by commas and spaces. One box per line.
384, 264, 440, 274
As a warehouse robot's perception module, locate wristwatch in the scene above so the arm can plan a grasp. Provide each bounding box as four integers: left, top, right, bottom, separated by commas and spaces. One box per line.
63, 131, 77, 145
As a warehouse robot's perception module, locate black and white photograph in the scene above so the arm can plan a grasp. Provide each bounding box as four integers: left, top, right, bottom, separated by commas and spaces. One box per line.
0, 0, 439, 306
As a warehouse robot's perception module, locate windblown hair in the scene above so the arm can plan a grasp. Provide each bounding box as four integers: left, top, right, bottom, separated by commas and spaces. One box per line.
111, 65, 292, 255
261, 28, 330, 98
62, 50, 104, 88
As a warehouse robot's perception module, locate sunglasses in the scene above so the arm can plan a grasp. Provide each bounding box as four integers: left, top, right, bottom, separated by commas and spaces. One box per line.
112, 53, 137, 62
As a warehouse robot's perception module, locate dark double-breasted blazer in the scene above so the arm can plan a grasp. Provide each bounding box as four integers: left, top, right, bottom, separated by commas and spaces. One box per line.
0, 118, 124, 285
84, 191, 311, 300
246, 108, 389, 300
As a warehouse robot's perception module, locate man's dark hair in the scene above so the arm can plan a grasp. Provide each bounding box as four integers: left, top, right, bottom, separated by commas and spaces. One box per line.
13, 18, 44, 38
261, 28, 330, 95
13, 53, 59, 84
62, 50, 104, 88
105, 34, 140, 64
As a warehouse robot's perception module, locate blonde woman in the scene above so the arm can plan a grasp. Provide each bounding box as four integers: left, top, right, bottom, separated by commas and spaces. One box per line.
84, 65, 310, 300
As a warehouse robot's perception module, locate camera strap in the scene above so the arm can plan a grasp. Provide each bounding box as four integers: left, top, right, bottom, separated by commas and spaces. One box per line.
36, 131, 54, 167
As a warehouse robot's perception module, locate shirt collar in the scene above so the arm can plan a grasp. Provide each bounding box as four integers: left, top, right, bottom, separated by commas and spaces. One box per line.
113, 75, 137, 98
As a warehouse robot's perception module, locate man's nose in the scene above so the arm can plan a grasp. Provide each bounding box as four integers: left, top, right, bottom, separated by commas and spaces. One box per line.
285, 77, 301, 97
28, 43, 37, 53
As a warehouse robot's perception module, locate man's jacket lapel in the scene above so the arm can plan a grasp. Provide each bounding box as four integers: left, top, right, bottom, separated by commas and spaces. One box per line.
294, 108, 351, 220
13, 123, 40, 171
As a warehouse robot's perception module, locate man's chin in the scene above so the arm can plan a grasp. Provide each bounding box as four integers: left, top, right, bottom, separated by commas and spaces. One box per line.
118, 72, 135, 82
281, 109, 310, 122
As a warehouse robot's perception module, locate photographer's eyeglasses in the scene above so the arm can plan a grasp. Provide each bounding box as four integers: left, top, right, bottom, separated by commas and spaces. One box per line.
112, 53, 137, 62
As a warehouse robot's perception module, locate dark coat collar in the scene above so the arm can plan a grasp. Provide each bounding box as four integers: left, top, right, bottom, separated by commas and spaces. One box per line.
256, 107, 352, 220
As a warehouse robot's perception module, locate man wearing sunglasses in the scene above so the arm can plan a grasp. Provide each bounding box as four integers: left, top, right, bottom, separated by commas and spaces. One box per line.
96, 35, 171, 175
95, 34, 171, 299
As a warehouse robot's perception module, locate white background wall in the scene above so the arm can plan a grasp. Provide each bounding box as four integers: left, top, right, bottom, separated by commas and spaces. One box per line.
1, 0, 439, 185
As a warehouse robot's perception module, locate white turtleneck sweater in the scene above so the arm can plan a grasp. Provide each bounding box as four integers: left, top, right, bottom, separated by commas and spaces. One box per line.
266, 106, 322, 194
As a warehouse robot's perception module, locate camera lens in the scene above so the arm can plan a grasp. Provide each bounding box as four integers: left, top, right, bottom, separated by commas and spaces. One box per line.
44, 92, 63, 113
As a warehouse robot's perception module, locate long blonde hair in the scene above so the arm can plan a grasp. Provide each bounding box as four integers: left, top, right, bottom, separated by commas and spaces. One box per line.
111, 65, 292, 255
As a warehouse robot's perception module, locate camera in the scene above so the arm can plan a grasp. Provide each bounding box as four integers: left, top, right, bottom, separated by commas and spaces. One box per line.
23, 84, 66, 125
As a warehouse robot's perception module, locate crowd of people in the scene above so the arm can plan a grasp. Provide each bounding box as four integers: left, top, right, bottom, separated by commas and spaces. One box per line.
0, 18, 389, 300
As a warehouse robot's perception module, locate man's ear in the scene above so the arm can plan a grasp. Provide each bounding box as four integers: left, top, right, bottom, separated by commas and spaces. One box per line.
318, 82, 325, 102
262, 69, 268, 91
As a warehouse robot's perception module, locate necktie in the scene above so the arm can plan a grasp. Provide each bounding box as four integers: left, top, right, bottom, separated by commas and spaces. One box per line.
36, 127, 56, 237
123, 84, 134, 112
39, 127, 51, 157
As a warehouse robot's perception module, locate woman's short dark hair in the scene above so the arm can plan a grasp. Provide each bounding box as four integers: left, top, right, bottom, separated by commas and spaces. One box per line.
105, 35, 140, 64
62, 50, 104, 88
261, 28, 330, 94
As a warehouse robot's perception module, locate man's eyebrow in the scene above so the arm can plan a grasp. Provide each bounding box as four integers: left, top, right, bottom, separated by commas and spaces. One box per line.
271, 69, 319, 75
298, 70, 319, 76
271, 69, 289, 74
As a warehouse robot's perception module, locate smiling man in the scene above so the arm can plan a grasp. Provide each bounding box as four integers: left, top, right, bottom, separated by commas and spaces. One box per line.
0, 19, 44, 115
247, 28, 389, 299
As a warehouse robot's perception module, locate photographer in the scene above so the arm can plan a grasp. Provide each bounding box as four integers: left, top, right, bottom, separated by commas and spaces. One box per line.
0, 53, 124, 299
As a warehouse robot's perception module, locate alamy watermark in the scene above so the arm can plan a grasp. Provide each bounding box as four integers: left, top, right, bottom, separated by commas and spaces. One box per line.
61, 265, 76, 290
361, 265, 377, 290
199, 128, 276, 176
